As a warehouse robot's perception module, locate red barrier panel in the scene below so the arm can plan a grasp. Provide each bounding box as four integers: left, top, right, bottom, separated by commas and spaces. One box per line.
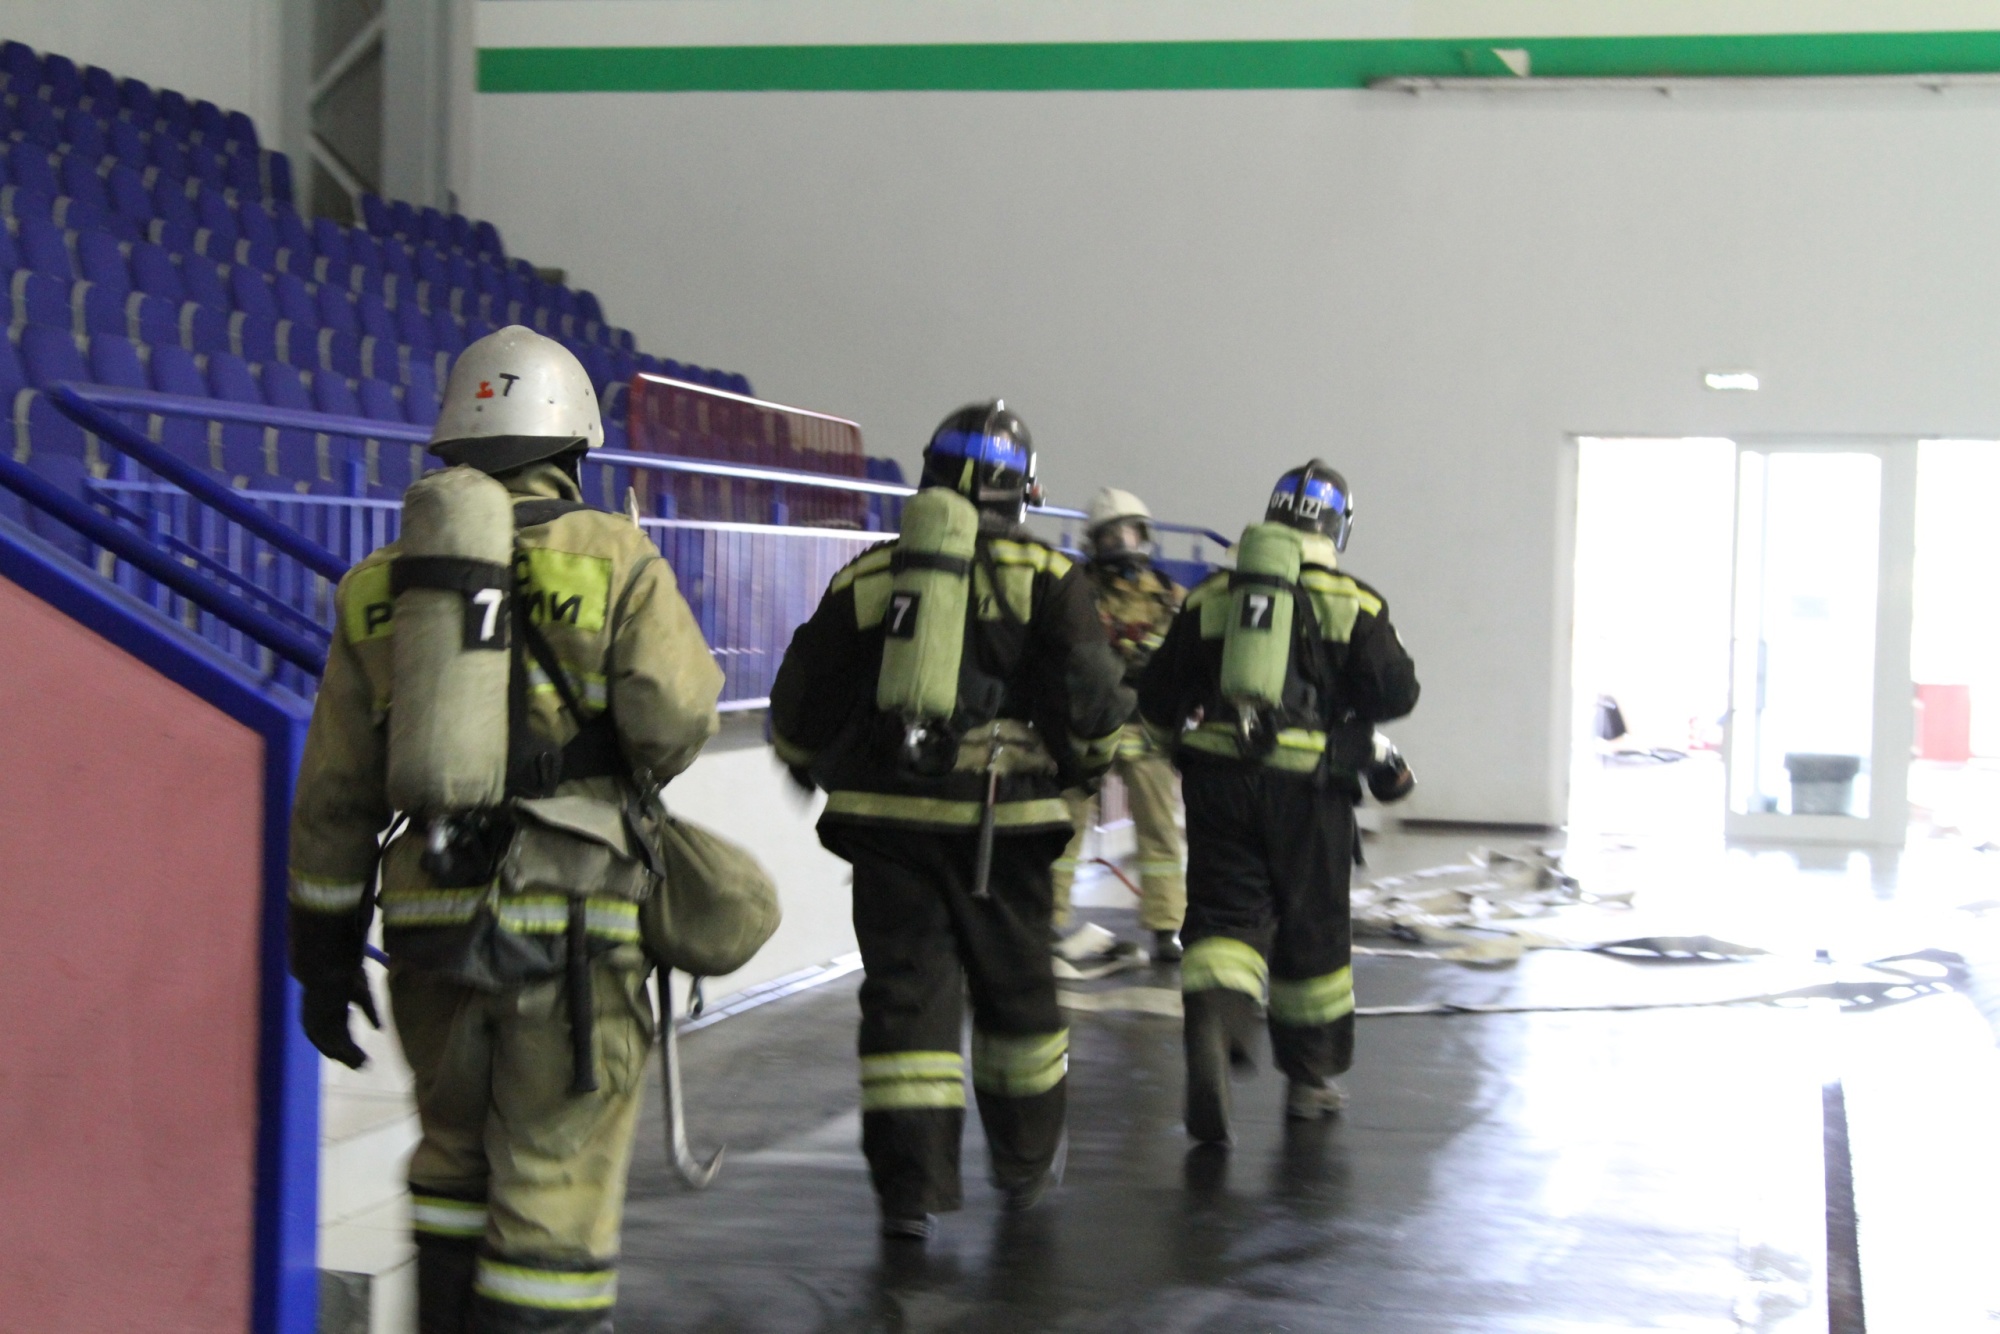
0, 573, 265, 1333
626, 375, 867, 526
1916, 683, 1974, 763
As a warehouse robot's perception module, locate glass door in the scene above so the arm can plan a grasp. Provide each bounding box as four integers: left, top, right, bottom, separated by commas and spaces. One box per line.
1725, 442, 1917, 845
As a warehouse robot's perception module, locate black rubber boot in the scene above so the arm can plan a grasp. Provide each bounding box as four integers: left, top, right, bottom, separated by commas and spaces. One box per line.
1152, 930, 1183, 963
1183, 989, 1263, 1145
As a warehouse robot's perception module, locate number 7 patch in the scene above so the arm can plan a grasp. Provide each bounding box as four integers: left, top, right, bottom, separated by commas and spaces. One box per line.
464, 587, 511, 649
1241, 592, 1275, 630
885, 591, 920, 639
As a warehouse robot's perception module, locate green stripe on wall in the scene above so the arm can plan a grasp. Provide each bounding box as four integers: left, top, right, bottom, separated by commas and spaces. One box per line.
481, 31, 2000, 93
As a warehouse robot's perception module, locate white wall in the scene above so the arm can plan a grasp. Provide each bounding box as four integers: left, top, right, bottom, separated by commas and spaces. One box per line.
465, 79, 2000, 825
0, 0, 283, 137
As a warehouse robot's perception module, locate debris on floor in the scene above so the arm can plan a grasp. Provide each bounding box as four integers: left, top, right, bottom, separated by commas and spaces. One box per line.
1053, 921, 1152, 980
1352, 845, 1633, 963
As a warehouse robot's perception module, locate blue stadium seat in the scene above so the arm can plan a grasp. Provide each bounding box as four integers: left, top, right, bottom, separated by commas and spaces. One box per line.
600, 381, 629, 420
108, 120, 147, 173
359, 194, 391, 237
80, 65, 120, 113
358, 377, 404, 423
75, 230, 128, 296
256, 360, 329, 491
129, 243, 185, 303
194, 189, 237, 244
87, 332, 147, 389
267, 152, 294, 206
155, 89, 191, 134
417, 206, 448, 247
271, 271, 316, 328
19, 322, 89, 388
229, 309, 276, 364
608, 350, 635, 384
224, 111, 257, 152
430, 308, 466, 357
229, 265, 277, 320
311, 217, 349, 269
147, 219, 195, 256
149, 176, 196, 228
237, 199, 275, 250
318, 328, 363, 380
78, 284, 126, 340
404, 359, 439, 415
8, 271, 73, 332
14, 100, 62, 151
184, 304, 230, 356
140, 343, 211, 471
8, 379, 92, 551
394, 300, 435, 354
0, 226, 17, 275
316, 285, 359, 337
221, 148, 259, 196
348, 229, 384, 275
105, 163, 149, 222
351, 292, 391, 345
189, 151, 228, 194
119, 77, 156, 122
1, 39, 40, 88
39, 53, 83, 106
462, 317, 495, 347
148, 137, 190, 186
61, 135, 110, 195
204, 351, 270, 483
127, 293, 181, 348
179, 255, 229, 310
310, 370, 369, 490
191, 99, 225, 142
271, 204, 311, 256
470, 219, 503, 259
7, 142, 61, 198
53, 195, 110, 236
273, 319, 315, 369
575, 290, 604, 324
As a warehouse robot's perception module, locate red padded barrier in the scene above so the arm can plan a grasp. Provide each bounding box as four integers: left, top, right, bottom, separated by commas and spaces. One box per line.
0, 573, 264, 1333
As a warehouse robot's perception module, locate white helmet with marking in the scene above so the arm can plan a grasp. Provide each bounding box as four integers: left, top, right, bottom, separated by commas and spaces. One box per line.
1086, 487, 1152, 537
428, 324, 604, 473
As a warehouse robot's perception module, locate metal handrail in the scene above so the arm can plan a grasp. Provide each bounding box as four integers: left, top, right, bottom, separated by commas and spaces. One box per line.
0, 450, 331, 674
48, 383, 353, 582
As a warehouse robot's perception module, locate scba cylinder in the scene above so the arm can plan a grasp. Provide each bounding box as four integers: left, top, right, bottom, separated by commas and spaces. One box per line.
385, 466, 516, 813
876, 486, 980, 725
1219, 521, 1302, 710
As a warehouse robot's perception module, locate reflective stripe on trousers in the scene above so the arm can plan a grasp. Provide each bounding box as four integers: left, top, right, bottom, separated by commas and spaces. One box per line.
1181, 936, 1268, 1000
474, 1257, 618, 1311
860, 1050, 967, 1111
970, 1029, 1068, 1098
1269, 966, 1355, 1026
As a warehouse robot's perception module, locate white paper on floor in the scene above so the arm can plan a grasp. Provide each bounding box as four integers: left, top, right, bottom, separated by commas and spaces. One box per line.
1353, 845, 1652, 964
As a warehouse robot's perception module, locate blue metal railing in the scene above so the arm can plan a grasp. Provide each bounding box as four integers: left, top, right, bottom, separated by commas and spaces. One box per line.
19, 383, 1227, 704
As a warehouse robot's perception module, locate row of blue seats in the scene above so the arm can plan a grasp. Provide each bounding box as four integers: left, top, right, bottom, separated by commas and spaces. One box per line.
1, 41, 261, 152
4, 95, 277, 202
2, 151, 578, 326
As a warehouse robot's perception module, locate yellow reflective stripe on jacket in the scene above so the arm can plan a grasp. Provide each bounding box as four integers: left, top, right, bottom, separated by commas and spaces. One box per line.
379, 888, 487, 927
829, 545, 894, 595
289, 873, 368, 913
971, 1029, 1069, 1098
771, 730, 817, 769
1300, 569, 1378, 643
1269, 966, 1356, 1026
474, 1259, 617, 1311
525, 663, 608, 712
860, 1050, 967, 1111
823, 791, 1072, 828
377, 889, 640, 941
986, 538, 1071, 578
1180, 724, 1329, 773
1070, 728, 1122, 772
411, 1194, 488, 1239
494, 897, 641, 942
1182, 936, 1269, 1000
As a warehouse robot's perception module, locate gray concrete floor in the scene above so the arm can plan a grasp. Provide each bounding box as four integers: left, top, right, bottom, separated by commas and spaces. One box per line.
614, 808, 2000, 1332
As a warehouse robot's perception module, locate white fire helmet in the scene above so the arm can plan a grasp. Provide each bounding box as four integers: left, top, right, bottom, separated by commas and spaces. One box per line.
1085, 487, 1152, 540
428, 325, 604, 473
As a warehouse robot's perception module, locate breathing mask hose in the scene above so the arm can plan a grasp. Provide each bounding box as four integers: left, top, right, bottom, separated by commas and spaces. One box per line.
972, 724, 1002, 900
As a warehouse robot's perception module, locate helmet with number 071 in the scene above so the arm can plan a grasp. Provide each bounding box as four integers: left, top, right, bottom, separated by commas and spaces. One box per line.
1264, 458, 1354, 551
427, 325, 604, 473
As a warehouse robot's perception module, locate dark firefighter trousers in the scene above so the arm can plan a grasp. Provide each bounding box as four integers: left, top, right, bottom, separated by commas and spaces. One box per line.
1179, 761, 1357, 1087
840, 824, 1071, 1217
392, 946, 656, 1334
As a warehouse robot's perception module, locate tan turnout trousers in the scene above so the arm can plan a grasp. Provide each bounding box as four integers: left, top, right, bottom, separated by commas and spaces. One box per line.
1052, 723, 1187, 932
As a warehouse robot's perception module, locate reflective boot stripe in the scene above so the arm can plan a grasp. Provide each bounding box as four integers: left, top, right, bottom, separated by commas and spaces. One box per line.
289, 873, 368, 912
411, 1194, 488, 1239
474, 1259, 618, 1311
970, 1029, 1069, 1098
1269, 966, 1356, 1026
1181, 936, 1269, 1000
860, 1050, 966, 1111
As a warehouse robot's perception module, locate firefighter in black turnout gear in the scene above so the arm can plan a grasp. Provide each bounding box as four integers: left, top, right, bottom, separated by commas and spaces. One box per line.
1138, 460, 1418, 1143
770, 402, 1131, 1239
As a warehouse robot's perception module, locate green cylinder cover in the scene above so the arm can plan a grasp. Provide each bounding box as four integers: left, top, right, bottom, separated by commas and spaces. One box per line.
1219, 521, 1303, 709
386, 466, 516, 813
876, 487, 980, 722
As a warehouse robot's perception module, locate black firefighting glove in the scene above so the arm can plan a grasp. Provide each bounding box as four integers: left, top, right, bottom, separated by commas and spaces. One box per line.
301, 972, 382, 1070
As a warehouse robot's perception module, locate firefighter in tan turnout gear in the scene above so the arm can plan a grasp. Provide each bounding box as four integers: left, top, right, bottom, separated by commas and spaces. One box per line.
1052, 488, 1189, 961
770, 402, 1131, 1242
288, 326, 723, 1333
1139, 460, 1418, 1144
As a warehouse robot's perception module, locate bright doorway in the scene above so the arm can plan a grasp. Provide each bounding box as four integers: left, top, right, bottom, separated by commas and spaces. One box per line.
1568, 437, 1736, 842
